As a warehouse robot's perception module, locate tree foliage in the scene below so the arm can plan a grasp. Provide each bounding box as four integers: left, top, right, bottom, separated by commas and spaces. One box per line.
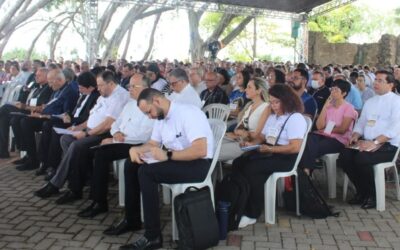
309, 4, 400, 43
3, 48, 46, 61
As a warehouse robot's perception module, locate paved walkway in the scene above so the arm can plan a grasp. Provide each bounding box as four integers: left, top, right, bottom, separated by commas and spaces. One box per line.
1, 155, 400, 250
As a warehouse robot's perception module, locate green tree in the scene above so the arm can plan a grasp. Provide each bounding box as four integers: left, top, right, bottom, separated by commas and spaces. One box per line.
3, 48, 46, 61
308, 5, 365, 43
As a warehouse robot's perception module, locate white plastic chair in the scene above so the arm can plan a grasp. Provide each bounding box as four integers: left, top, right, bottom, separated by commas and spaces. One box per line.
342, 146, 400, 211
202, 103, 230, 122
320, 153, 340, 199
161, 119, 226, 240
264, 116, 313, 225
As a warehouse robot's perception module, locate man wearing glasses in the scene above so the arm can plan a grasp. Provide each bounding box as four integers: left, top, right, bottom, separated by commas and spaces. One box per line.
166, 68, 202, 108
339, 70, 400, 209
200, 71, 229, 107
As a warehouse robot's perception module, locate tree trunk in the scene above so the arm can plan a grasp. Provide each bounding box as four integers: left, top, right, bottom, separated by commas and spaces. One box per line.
121, 26, 133, 60
102, 6, 172, 62
142, 13, 162, 61
51, 19, 72, 60
0, 33, 12, 58
0, 0, 52, 41
188, 10, 206, 62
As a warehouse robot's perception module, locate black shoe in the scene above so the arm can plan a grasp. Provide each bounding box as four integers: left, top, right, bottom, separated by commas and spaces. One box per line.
55, 190, 82, 205
16, 161, 39, 171
119, 235, 162, 250
103, 219, 141, 236
44, 168, 56, 181
12, 156, 28, 165
348, 194, 365, 205
78, 201, 108, 218
34, 182, 59, 198
35, 164, 47, 176
361, 197, 376, 209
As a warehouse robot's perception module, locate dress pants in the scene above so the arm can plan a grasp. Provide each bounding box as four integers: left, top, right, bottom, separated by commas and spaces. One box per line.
20, 117, 46, 165
37, 120, 69, 169
0, 104, 27, 155
232, 152, 297, 218
338, 143, 397, 198
90, 143, 133, 204
50, 133, 108, 189
300, 133, 344, 170
125, 158, 210, 239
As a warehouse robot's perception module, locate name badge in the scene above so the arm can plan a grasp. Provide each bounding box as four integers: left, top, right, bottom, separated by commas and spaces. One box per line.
266, 127, 279, 145
367, 115, 378, 127
229, 103, 238, 110
201, 100, 206, 107
29, 98, 38, 106
324, 120, 335, 135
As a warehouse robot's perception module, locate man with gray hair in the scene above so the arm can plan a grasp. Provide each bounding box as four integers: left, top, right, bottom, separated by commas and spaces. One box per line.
167, 68, 202, 108
14, 69, 79, 171
189, 67, 206, 95
34, 71, 130, 205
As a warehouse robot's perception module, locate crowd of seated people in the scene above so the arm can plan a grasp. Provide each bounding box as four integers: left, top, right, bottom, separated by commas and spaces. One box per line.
0, 58, 399, 250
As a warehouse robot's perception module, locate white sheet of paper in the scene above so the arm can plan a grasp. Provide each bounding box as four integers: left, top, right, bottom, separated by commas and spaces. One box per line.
140, 152, 160, 164
229, 103, 238, 110
53, 127, 79, 136
324, 121, 335, 135
29, 98, 37, 106
112, 139, 142, 145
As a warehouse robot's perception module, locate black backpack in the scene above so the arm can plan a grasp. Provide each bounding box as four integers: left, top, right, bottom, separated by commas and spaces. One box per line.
174, 186, 219, 250
215, 173, 250, 230
283, 170, 339, 219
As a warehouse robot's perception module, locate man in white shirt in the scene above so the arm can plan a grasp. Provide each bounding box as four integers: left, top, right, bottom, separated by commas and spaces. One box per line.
167, 68, 202, 108
78, 74, 154, 218
339, 70, 400, 209
34, 71, 130, 204
117, 89, 213, 249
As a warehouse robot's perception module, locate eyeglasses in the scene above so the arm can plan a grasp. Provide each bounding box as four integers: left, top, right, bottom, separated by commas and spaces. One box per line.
128, 85, 142, 89
292, 77, 304, 81
205, 79, 216, 82
170, 80, 181, 85
374, 79, 387, 84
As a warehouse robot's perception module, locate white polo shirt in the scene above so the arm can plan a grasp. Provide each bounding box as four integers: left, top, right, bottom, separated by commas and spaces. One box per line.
110, 99, 154, 143
262, 113, 307, 146
167, 84, 202, 108
151, 101, 214, 159
87, 85, 130, 129
354, 91, 400, 146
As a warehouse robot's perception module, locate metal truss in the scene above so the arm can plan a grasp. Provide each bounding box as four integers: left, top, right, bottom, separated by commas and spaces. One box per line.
84, 0, 98, 65
307, 0, 357, 17
100, 0, 301, 20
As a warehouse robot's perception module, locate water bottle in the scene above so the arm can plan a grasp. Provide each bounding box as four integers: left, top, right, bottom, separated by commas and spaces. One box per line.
217, 201, 231, 240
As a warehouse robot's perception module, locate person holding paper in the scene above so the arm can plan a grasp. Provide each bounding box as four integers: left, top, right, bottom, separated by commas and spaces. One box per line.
36, 71, 99, 177
338, 70, 400, 209
231, 84, 307, 229
77, 74, 154, 219
219, 78, 270, 162
13, 68, 79, 171
300, 79, 357, 173
0, 67, 52, 158
34, 71, 129, 203
117, 88, 213, 249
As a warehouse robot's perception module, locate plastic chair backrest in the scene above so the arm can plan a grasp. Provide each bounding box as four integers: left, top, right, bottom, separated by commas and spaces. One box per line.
8, 85, 23, 103
290, 115, 313, 174
202, 103, 230, 122
205, 119, 227, 180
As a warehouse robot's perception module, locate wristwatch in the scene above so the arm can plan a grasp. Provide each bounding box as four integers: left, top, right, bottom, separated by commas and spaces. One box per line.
167, 150, 173, 160
373, 139, 380, 145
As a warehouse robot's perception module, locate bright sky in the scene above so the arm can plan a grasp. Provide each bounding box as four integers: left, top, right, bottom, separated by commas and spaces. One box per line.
3, 0, 400, 61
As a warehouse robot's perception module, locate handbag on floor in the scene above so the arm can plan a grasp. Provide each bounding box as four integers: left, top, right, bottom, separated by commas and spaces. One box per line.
174, 186, 219, 250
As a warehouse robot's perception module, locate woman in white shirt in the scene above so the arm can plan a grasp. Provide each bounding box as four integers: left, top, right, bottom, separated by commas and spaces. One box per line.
219, 78, 269, 161
232, 84, 307, 228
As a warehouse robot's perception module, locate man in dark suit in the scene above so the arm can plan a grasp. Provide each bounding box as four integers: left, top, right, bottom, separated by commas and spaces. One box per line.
36, 72, 100, 177
120, 63, 135, 89
0, 67, 52, 158
15, 68, 79, 171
